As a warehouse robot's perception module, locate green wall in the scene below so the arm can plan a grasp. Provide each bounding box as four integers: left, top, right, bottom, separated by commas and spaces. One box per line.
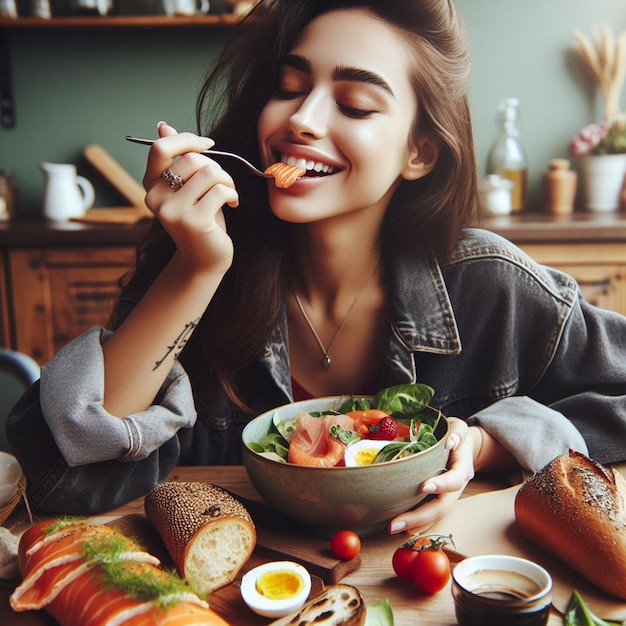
1, 1, 625, 216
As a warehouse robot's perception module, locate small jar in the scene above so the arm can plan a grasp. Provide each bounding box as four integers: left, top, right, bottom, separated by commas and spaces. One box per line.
478, 174, 514, 216
452, 555, 552, 626
543, 158, 577, 215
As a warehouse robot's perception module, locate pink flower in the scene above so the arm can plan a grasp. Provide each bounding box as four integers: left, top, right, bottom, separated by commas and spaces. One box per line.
568, 113, 626, 157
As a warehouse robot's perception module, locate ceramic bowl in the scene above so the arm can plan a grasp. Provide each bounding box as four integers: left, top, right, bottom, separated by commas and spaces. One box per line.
241, 396, 450, 537
452, 554, 553, 626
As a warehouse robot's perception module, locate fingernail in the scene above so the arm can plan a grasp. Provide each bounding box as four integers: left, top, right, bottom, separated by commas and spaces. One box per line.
157, 120, 167, 129
200, 136, 215, 147
422, 483, 437, 494
389, 521, 406, 534
446, 433, 460, 450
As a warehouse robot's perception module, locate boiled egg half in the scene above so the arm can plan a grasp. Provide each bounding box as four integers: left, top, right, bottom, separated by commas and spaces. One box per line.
240, 560, 311, 618
343, 439, 391, 467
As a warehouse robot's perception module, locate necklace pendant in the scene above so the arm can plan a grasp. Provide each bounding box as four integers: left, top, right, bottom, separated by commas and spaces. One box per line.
321, 355, 331, 370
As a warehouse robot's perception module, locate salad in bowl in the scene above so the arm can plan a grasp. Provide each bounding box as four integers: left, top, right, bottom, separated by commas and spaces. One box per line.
241, 384, 450, 537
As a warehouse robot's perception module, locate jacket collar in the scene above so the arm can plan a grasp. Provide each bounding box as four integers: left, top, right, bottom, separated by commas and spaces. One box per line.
259, 249, 461, 401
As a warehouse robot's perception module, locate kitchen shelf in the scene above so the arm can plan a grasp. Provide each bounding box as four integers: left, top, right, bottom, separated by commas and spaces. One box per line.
0, 13, 240, 128
0, 15, 240, 28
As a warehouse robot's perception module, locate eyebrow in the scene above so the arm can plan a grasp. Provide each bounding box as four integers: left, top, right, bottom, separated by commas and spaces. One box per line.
283, 54, 395, 97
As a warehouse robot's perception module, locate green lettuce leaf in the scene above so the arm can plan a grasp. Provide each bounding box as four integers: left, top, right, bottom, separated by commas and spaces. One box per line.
365, 599, 394, 626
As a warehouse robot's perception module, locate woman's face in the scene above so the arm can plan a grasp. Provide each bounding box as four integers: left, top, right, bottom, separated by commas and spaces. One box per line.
257, 8, 430, 224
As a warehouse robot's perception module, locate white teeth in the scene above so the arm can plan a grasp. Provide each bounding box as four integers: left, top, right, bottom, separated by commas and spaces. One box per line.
281, 154, 335, 174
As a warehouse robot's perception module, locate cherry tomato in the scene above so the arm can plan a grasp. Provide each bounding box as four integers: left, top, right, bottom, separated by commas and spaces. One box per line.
330, 530, 361, 560
392, 546, 419, 580
412, 548, 450, 593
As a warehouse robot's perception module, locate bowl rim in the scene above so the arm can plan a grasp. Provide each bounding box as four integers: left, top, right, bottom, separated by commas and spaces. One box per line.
452, 554, 553, 600
242, 395, 449, 470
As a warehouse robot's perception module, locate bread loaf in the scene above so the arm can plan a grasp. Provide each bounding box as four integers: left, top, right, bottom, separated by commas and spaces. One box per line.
145, 482, 256, 598
268, 584, 366, 626
514, 450, 626, 600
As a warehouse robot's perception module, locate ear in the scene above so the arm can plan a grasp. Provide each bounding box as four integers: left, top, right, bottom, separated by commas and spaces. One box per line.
401, 134, 440, 181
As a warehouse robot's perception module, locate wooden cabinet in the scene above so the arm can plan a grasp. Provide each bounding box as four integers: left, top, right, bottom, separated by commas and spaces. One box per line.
2, 213, 626, 366
517, 242, 626, 314
7, 247, 135, 364
480, 212, 626, 316
0, 221, 147, 365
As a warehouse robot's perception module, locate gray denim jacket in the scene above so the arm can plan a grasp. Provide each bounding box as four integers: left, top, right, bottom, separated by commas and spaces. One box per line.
8, 228, 626, 514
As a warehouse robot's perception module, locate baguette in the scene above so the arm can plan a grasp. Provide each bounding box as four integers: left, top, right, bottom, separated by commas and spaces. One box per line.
145, 482, 256, 598
514, 450, 626, 600
268, 584, 365, 626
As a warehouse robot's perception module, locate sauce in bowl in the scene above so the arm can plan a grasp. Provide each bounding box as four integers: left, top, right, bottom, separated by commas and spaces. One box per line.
452, 556, 552, 626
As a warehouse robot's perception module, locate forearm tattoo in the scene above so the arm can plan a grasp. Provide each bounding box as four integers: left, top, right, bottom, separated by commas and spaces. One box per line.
153, 318, 200, 371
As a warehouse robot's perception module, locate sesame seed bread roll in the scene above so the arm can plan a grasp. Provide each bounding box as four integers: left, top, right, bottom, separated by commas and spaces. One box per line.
145, 482, 256, 598
514, 450, 626, 600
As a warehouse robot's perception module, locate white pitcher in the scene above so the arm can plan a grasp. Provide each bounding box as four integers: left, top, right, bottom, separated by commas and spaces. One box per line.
163, 0, 210, 16
41, 162, 95, 221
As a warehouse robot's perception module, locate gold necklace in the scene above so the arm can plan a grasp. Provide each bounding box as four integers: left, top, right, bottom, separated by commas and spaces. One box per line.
292, 265, 378, 370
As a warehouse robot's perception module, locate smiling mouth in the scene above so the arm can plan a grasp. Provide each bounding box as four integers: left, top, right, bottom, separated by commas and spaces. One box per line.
280, 154, 338, 177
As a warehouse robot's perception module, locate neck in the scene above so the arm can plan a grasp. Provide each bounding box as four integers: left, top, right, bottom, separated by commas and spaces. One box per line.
290, 215, 383, 306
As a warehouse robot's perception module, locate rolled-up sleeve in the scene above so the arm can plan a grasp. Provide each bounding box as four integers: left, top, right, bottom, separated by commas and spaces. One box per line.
40, 326, 197, 467
467, 395, 588, 472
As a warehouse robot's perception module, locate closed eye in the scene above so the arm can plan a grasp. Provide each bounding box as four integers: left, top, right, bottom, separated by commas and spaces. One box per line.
273, 89, 307, 101
338, 103, 376, 119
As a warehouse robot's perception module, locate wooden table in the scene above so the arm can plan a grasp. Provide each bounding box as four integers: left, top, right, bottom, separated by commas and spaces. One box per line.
3, 465, 577, 626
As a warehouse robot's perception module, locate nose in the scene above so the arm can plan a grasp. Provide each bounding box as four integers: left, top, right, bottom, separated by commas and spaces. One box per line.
287, 90, 329, 139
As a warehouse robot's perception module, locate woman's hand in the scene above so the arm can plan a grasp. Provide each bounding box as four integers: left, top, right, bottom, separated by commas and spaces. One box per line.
143, 121, 240, 276
387, 419, 481, 535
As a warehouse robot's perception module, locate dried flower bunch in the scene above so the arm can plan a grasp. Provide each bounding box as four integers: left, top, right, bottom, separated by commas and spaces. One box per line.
573, 25, 626, 120
569, 26, 626, 157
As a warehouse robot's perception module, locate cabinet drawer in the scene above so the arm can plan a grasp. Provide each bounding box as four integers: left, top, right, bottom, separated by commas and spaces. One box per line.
554, 264, 626, 312
7, 247, 135, 364
518, 242, 626, 316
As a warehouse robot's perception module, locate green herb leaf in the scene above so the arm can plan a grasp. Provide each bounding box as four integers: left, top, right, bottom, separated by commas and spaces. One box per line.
329, 424, 361, 445
564, 590, 623, 626
273, 411, 298, 442
337, 397, 373, 413
82, 535, 196, 607
256, 433, 289, 460
365, 599, 394, 626
374, 384, 435, 420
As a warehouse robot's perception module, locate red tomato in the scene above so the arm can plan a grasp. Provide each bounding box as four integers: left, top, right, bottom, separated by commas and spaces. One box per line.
412, 548, 450, 593
330, 530, 361, 560
392, 546, 419, 580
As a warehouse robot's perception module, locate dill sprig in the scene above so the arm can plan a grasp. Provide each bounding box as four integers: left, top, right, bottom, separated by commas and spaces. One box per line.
81, 535, 196, 608
43, 516, 86, 534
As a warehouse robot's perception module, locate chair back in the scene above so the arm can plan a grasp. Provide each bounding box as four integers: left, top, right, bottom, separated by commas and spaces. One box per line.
0, 349, 40, 452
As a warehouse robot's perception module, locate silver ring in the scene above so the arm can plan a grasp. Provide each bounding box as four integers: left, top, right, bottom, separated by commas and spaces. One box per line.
162, 168, 184, 189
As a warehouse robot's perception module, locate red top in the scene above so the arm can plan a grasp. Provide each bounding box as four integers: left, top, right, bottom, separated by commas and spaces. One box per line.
291, 377, 378, 401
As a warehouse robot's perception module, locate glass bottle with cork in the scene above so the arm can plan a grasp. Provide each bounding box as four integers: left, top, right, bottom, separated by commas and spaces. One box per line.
486, 98, 528, 212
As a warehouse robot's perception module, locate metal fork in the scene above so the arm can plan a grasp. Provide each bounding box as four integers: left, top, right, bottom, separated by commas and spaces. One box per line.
125, 136, 272, 179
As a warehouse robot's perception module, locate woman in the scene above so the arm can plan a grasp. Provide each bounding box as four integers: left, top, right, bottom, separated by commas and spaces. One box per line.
8, 0, 626, 535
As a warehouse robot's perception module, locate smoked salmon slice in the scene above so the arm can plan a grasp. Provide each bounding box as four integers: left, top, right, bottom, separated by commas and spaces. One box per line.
264, 162, 306, 188
10, 520, 231, 626
288, 412, 355, 467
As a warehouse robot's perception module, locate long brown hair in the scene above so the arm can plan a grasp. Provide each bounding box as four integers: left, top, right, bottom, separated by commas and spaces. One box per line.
121, 0, 477, 411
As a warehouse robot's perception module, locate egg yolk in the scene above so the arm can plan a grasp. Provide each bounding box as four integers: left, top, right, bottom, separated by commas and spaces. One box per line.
354, 448, 380, 465
256, 570, 305, 600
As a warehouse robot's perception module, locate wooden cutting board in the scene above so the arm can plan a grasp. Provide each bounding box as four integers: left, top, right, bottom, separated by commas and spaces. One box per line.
2, 501, 360, 626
